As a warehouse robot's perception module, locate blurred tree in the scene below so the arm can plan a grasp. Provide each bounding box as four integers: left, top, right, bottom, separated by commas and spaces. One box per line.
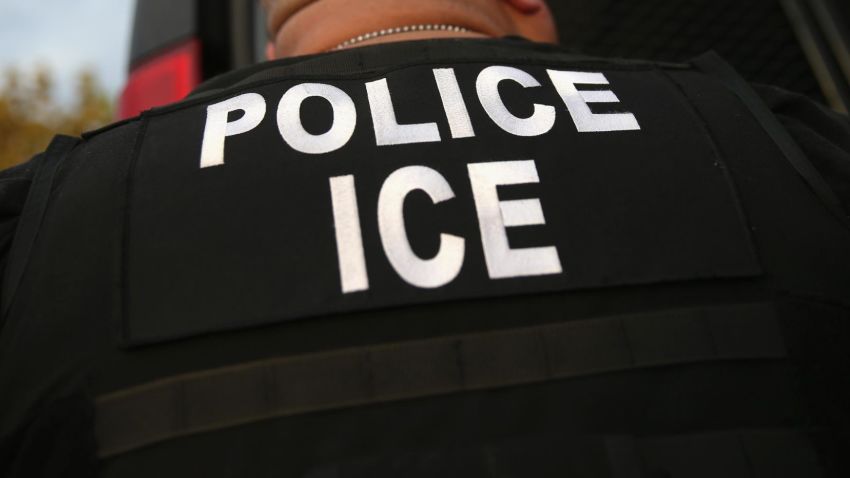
0, 66, 114, 170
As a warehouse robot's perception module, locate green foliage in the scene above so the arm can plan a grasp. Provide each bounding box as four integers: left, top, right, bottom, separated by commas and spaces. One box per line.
0, 66, 114, 170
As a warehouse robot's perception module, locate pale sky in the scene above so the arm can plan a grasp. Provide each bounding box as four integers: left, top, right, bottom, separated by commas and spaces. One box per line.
0, 0, 136, 104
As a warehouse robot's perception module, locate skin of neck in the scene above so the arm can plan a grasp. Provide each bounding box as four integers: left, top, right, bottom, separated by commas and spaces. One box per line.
264, 0, 558, 58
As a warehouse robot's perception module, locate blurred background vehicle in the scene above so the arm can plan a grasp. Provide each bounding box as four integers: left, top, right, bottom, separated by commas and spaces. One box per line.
120, 0, 850, 119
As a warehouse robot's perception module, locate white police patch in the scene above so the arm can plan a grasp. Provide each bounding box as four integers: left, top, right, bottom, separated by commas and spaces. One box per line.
123, 62, 757, 345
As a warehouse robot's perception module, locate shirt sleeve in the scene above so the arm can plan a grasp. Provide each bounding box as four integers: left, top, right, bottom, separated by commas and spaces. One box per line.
755, 84, 850, 216
0, 155, 42, 313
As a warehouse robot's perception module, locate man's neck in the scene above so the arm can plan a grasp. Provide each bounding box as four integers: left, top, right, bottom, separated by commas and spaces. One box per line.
267, 0, 511, 57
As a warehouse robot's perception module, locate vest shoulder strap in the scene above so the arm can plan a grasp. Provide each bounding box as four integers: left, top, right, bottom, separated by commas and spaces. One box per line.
692, 51, 850, 230
1, 135, 80, 319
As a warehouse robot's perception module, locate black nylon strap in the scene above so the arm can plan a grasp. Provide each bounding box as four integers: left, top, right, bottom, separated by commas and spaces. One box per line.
692, 51, 850, 230
96, 302, 785, 458
1, 135, 80, 319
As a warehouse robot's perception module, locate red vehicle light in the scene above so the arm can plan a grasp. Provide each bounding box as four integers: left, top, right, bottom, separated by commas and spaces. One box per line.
118, 39, 202, 119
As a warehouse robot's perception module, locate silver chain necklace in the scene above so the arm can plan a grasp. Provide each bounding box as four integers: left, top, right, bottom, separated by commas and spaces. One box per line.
333, 24, 472, 50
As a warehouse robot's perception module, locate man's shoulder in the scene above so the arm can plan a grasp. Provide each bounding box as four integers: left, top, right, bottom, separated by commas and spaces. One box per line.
77, 38, 850, 220
754, 83, 850, 214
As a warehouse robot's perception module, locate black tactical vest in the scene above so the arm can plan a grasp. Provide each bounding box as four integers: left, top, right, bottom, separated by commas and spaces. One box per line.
1, 39, 849, 477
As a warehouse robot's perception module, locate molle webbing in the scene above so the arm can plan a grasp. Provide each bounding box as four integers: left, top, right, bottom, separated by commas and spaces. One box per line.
96, 302, 785, 457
